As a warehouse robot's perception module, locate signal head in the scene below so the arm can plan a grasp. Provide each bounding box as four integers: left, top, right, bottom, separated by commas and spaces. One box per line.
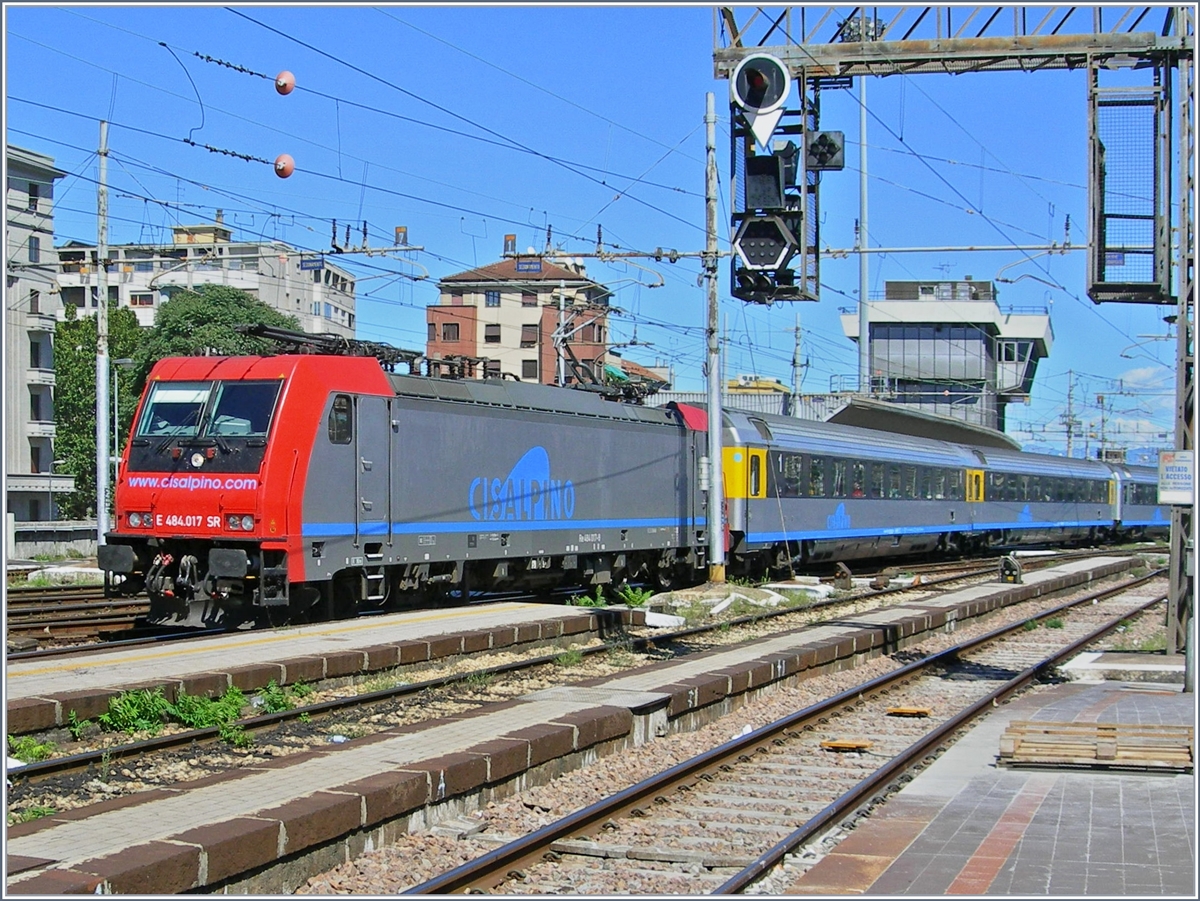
731, 54, 791, 114
806, 131, 846, 171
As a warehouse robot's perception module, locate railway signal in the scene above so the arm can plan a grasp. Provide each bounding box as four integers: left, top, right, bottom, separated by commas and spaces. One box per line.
732, 215, 798, 272
806, 131, 845, 171
731, 53, 791, 149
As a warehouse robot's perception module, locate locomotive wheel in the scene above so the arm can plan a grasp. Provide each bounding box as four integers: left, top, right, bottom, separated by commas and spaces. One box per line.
328, 571, 362, 620
655, 564, 680, 592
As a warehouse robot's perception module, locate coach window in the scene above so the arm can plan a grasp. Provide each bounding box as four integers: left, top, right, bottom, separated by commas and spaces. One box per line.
749, 454, 762, 496
851, 462, 866, 497
932, 468, 946, 499
948, 469, 964, 501
328, 395, 352, 444
871, 462, 885, 498
748, 417, 773, 442
919, 468, 933, 500
831, 460, 847, 498
777, 452, 803, 497
888, 464, 902, 499
989, 472, 1004, 501
902, 465, 917, 499
809, 456, 826, 498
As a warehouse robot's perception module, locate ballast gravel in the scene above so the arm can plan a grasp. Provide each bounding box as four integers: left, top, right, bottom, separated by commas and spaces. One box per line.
299, 583, 1167, 895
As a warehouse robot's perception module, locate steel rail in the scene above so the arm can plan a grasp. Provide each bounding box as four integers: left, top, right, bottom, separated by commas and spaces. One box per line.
716, 589, 1168, 893
6, 564, 1156, 787
404, 572, 1164, 895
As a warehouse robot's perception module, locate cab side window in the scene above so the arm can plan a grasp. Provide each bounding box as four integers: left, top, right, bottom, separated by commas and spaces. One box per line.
328, 394, 352, 444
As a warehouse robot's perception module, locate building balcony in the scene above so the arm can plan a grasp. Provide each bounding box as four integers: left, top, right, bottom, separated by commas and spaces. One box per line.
26, 368, 56, 387
26, 420, 56, 439
6, 472, 76, 494
24, 312, 57, 333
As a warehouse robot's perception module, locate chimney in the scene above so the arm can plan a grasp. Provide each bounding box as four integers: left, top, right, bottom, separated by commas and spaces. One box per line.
215, 209, 224, 224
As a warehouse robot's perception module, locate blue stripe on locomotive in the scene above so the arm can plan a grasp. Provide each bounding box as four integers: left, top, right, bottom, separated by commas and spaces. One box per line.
303, 517, 705, 538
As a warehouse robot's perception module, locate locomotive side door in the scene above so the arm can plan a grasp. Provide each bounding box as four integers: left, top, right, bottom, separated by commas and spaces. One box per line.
355, 395, 392, 545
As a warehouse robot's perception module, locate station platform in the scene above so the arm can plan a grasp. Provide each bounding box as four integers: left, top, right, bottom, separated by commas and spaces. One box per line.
5, 601, 639, 734
789, 679, 1196, 896
4, 556, 1160, 893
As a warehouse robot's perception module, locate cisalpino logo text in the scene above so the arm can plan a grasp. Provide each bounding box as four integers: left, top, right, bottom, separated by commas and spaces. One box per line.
469, 446, 575, 521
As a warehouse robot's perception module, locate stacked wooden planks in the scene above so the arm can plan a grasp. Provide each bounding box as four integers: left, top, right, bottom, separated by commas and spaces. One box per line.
999, 721, 1194, 772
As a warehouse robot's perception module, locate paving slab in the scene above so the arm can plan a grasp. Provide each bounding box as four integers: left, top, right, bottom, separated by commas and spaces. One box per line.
789, 680, 1196, 896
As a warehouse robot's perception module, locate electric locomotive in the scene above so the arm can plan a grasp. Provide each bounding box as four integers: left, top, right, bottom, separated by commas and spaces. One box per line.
100, 354, 710, 627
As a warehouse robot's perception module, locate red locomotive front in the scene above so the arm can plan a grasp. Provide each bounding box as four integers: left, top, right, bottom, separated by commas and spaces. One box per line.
100, 354, 391, 627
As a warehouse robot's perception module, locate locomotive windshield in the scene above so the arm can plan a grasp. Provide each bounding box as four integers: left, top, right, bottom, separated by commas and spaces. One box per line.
136, 380, 282, 439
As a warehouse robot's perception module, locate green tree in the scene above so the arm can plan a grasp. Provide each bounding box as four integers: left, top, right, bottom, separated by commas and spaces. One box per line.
52, 285, 300, 519
53, 303, 142, 520
131, 284, 300, 374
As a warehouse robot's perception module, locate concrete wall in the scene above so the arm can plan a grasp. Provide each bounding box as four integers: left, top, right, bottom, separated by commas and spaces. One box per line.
9, 519, 97, 560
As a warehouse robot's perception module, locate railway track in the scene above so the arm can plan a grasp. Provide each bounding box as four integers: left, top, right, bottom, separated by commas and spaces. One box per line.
6, 561, 1161, 822
3, 547, 1130, 655
402, 575, 1167, 895
5, 583, 149, 641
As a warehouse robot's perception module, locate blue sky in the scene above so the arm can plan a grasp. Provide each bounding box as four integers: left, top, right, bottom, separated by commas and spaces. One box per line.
5, 4, 1182, 457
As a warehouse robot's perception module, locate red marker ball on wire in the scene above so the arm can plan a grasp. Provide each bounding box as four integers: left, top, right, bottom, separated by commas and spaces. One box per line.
274, 154, 295, 179
275, 70, 295, 95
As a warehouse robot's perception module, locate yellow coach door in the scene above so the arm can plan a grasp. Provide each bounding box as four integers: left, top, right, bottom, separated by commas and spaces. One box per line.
966, 469, 985, 503
724, 447, 767, 499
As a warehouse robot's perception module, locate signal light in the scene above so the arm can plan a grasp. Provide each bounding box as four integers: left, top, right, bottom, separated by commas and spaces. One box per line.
806, 131, 845, 171
733, 215, 799, 271
731, 53, 791, 149
731, 54, 790, 114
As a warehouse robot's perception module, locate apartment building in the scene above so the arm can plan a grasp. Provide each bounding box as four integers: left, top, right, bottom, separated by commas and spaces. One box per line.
427, 257, 611, 384
5, 144, 74, 522
56, 217, 359, 338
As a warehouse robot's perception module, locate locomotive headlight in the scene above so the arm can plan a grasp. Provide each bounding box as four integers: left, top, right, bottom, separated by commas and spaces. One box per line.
129, 512, 143, 527
226, 514, 241, 530
240, 514, 255, 531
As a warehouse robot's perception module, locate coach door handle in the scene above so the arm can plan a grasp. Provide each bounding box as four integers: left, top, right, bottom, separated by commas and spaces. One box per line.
361, 457, 373, 471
